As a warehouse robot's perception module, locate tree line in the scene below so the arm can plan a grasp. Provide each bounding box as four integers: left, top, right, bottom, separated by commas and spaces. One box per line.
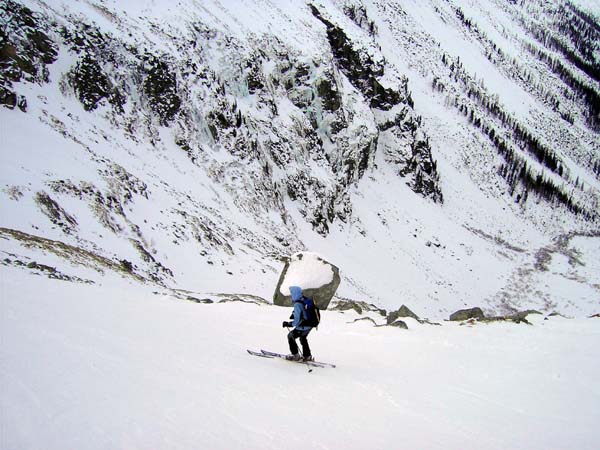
522, 41, 599, 131
516, 1, 600, 130
433, 56, 598, 221
456, 2, 598, 131
438, 55, 569, 180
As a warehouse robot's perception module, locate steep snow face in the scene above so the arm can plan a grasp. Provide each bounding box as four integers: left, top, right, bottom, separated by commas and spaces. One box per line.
0, 0, 599, 317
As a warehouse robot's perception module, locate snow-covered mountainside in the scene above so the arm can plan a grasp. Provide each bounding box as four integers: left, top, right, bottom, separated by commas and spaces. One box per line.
2, 2, 600, 448
1, 0, 600, 316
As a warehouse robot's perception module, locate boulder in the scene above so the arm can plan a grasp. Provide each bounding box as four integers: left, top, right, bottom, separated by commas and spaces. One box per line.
485, 310, 541, 322
330, 298, 387, 317
387, 304, 419, 324
388, 320, 408, 329
449, 307, 484, 321
273, 252, 340, 309
332, 301, 363, 315
509, 310, 542, 323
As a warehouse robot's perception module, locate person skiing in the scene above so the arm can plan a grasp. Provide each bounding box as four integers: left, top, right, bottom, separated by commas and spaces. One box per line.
282, 286, 314, 362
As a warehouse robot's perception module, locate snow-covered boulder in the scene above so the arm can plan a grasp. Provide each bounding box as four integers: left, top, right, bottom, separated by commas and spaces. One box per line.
273, 252, 340, 310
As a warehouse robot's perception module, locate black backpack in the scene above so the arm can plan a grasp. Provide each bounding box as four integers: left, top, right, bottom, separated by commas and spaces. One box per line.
302, 296, 321, 328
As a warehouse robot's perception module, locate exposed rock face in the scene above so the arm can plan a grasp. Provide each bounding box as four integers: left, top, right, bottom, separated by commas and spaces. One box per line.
482, 310, 542, 325
449, 307, 485, 321
0, 0, 57, 111
452, 309, 543, 324
387, 305, 419, 324
330, 298, 387, 317
388, 320, 408, 329
310, 4, 401, 111
142, 55, 181, 125
332, 300, 364, 315
273, 252, 340, 310
310, 4, 443, 204
34, 191, 78, 235
67, 54, 113, 111
1, 0, 445, 250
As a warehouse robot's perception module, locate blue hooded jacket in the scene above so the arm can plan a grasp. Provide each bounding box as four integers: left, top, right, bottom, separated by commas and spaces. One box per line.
289, 286, 311, 331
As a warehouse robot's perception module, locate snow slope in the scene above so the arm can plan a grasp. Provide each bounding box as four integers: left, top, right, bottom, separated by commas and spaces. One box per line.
2, 268, 599, 450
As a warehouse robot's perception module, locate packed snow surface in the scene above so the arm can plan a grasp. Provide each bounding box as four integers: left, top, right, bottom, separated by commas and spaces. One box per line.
2, 269, 599, 450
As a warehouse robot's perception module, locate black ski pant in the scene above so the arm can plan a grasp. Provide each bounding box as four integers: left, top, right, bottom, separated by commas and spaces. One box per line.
288, 328, 311, 357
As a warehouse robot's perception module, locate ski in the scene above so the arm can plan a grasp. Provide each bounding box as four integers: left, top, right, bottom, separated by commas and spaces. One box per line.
247, 349, 274, 358
260, 349, 336, 368
247, 349, 336, 368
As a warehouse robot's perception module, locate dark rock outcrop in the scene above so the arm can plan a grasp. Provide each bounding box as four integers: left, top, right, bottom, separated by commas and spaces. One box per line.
387, 304, 419, 324
310, 4, 402, 111
388, 319, 408, 329
143, 55, 181, 125
454, 309, 543, 325
316, 73, 341, 112
34, 191, 78, 234
67, 54, 112, 111
0, 1, 57, 110
482, 310, 542, 325
330, 298, 387, 316
449, 307, 485, 321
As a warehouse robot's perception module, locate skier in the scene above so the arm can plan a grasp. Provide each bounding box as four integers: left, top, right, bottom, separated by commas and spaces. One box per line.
282, 286, 314, 362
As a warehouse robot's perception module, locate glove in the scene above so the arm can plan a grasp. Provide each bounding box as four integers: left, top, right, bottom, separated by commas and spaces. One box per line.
282, 321, 292, 328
